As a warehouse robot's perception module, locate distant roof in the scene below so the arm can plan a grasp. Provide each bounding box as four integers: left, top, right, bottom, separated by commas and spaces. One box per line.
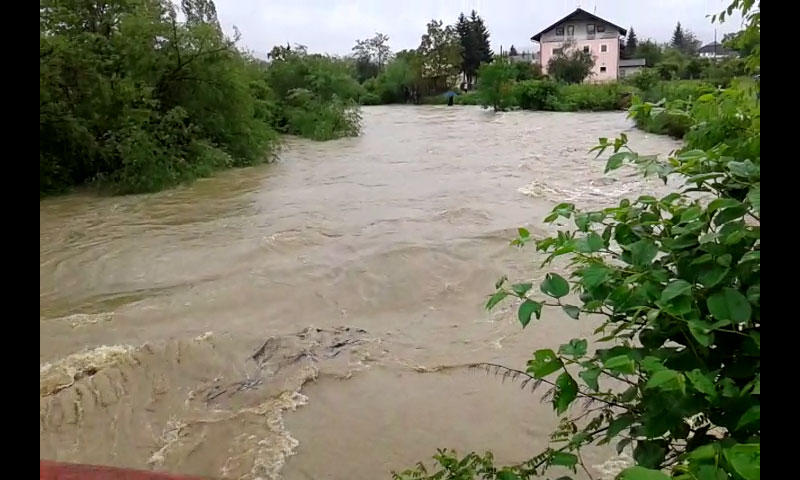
698, 41, 735, 55
531, 8, 626, 42
619, 58, 646, 67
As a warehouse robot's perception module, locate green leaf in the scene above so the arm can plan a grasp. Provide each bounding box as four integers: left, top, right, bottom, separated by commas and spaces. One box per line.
688, 443, 719, 461
579, 264, 610, 289
698, 266, 729, 289
511, 282, 533, 296
579, 367, 600, 391
518, 227, 530, 239
735, 405, 760, 430
554, 372, 578, 414
747, 185, 760, 213
604, 355, 635, 374
607, 414, 635, 439
518, 300, 543, 327
574, 213, 590, 232
559, 338, 587, 357
550, 451, 578, 467
686, 369, 717, 397
708, 198, 741, 212
605, 151, 632, 173
688, 321, 714, 347
495, 275, 508, 289
739, 250, 760, 264
541, 273, 570, 298
544, 212, 558, 223
695, 465, 728, 480
485, 290, 508, 310
660, 280, 692, 302
527, 349, 563, 378
633, 440, 668, 469
496, 472, 521, 480
714, 206, 747, 226
723, 444, 760, 480
680, 206, 703, 223
645, 369, 685, 393
629, 239, 659, 267
707, 288, 752, 324
562, 304, 580, 319
575, 232, 605, 253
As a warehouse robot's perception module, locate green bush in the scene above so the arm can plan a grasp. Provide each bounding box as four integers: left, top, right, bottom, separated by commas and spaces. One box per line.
557, 83, 627, 111
513, 79, 559, 110
359, 92, 382, 105
626, 68, 660, 92
477, 59, 517, 111
454, 91, 481, 105
39, 0, 281, 196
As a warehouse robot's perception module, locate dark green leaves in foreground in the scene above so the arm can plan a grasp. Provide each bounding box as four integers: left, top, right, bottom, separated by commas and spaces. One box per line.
541, 273, 570, 298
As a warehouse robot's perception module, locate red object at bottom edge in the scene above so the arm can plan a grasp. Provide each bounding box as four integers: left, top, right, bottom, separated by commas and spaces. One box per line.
40, 461, 209, 480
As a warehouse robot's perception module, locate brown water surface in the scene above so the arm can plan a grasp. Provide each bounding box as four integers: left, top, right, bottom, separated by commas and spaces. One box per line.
40, 106, 681, 479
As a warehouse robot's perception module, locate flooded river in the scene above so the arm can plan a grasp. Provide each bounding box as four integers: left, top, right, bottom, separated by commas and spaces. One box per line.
40, 106, 681, 479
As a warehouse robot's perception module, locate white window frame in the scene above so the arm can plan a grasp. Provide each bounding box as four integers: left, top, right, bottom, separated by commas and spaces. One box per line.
597, 24, 606, 33
600, 44, 608, 53
587, 24, 596, 35
555, 27, 564, 36
600, 66, 607, 73
567, 25, 575, 36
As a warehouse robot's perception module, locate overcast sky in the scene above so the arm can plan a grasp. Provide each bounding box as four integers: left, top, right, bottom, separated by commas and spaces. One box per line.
213, 0, 744, 58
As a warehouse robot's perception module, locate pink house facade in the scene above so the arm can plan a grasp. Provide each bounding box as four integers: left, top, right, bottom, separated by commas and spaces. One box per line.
531, 8, 626, 82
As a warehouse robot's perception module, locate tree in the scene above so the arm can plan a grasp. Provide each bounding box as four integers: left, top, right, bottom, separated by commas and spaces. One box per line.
417, 19, 462, 93
546, 40, 594, 84
456, 10, 494, 86
637, 39, 664, 66
681, 29, 702, 55
671, 21, 685, 49
508, 45, 518, 57
625, 27, 638, 58
476, 58, 516, 111
351, 32, 392, 82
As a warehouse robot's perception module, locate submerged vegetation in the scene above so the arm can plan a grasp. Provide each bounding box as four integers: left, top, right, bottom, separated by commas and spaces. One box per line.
40, 0, 361, 196
395, 1, 759, 479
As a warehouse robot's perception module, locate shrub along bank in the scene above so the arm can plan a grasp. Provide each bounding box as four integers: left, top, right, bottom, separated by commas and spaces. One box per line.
40, 0, 362, 197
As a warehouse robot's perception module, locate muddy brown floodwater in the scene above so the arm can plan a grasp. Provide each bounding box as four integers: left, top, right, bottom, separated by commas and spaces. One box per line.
40, 106, 681, 480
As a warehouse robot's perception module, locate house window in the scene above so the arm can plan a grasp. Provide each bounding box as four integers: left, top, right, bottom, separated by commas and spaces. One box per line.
600, 44, 608, 53
600, 66, 607, 73
587, 24, 596, 34
555, 27, 564, 36
567, 25, 574, 36
553, 47, 563, 55
583, 46, 590, 53
597, 24, 606, 32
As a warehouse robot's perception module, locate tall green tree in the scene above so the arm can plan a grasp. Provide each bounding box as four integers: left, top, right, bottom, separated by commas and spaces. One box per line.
624, 26, 638, 58
470, 10, 493, 66
671, 21, 685, 49
456, 10, 493, 86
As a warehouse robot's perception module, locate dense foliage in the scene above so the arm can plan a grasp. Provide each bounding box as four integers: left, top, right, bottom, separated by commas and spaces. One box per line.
546, 41, 595, 85
477, 59, 517, 111
40, 0, 361, 196
395, 1, 759, 479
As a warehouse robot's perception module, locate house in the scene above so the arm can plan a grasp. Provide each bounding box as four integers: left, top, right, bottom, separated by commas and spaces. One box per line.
530, 7, 627, 82
619, 58, 646, 78
698, 41, 736, 59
